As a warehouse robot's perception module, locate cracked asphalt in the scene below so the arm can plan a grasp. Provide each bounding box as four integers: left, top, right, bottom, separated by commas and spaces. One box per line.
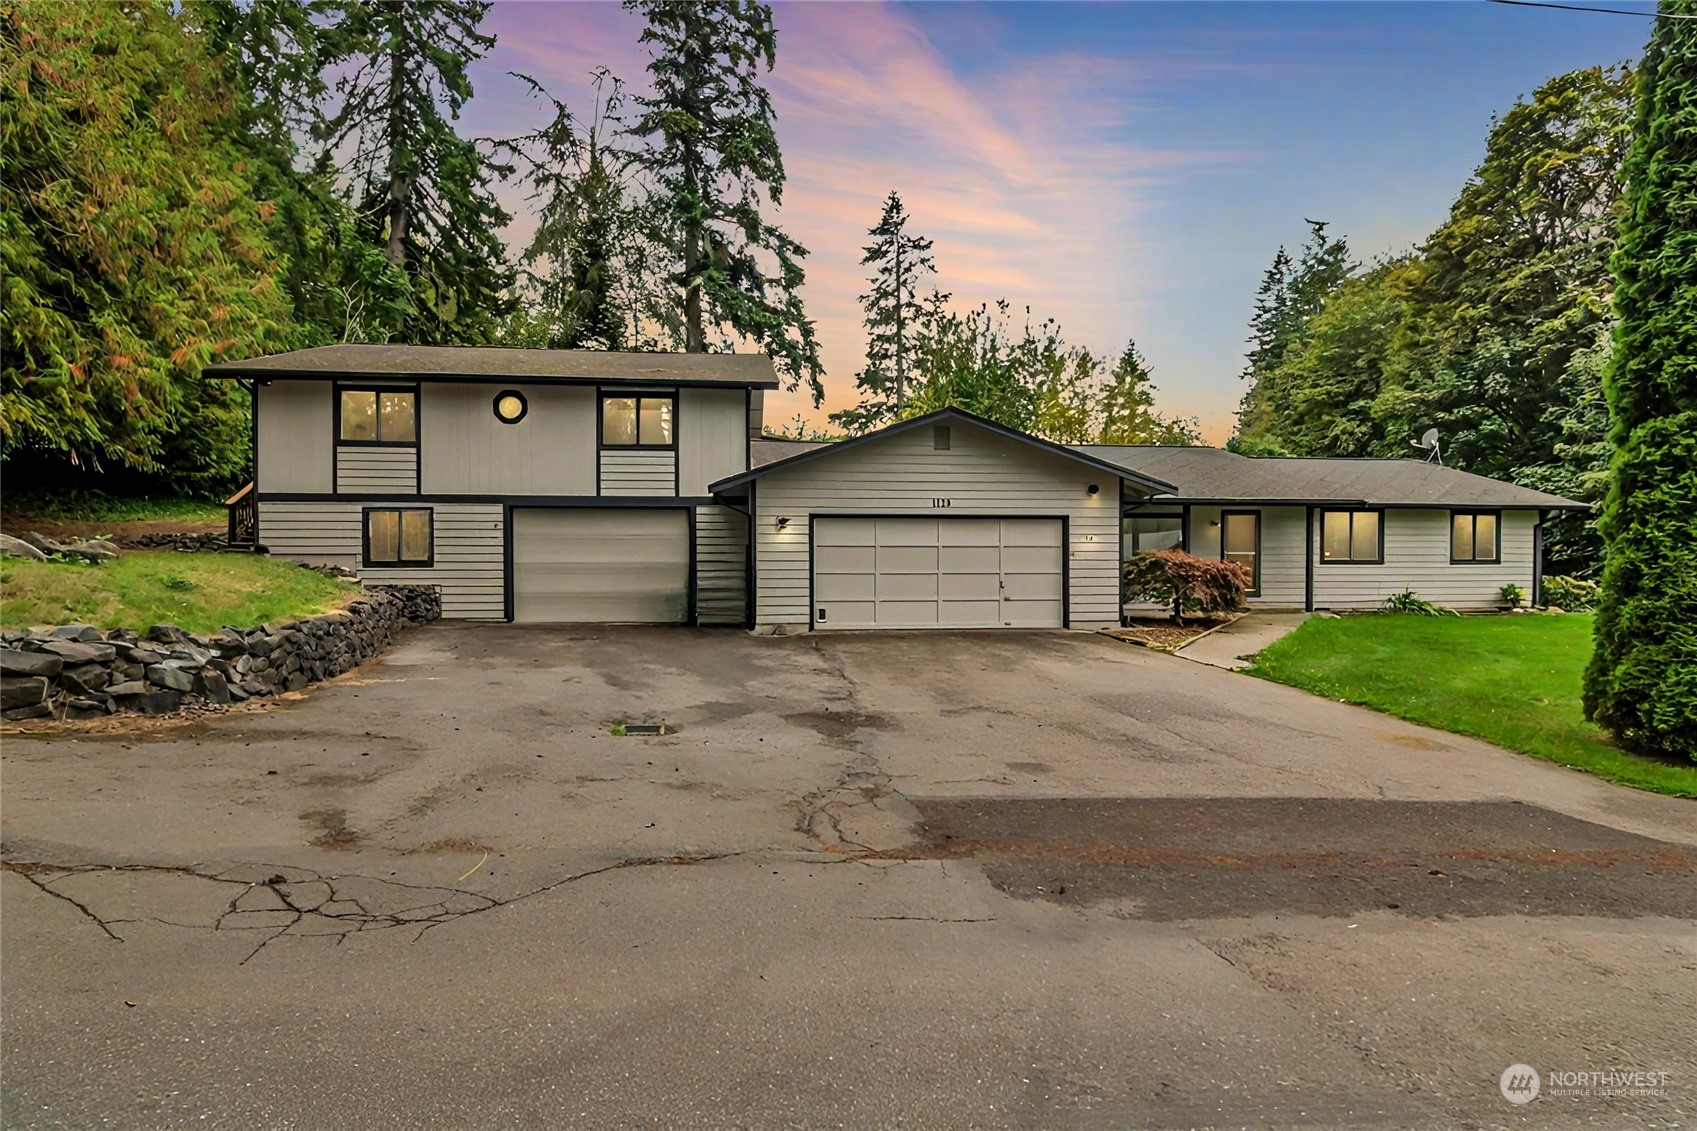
2, 624, 1694, 1129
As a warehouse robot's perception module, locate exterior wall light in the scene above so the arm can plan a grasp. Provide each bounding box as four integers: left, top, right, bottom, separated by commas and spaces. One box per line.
776, 516, 791, 530
1087, 483, 1100, 496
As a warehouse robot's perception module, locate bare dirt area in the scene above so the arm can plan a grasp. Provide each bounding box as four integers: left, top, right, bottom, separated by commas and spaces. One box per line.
2, 624, 1692, 1128
1, 516, 223, 544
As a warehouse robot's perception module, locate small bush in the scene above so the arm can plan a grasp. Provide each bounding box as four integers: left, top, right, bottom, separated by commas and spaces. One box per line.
1541, 574, 1599, 611
1124, 549, 1251, 623
1383, 588, 1459, 616
1498, 583, 1525, 608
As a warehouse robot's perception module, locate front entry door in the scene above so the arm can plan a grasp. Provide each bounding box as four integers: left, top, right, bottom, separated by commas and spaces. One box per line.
1221, 511, 1261, 596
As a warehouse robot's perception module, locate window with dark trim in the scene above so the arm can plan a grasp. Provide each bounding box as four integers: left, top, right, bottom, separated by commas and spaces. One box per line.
493, 390, 528, 424
340, 389, 416, 444
1451, 510, 1500, 563
364, 508, 432, 566
601, 394, 674, 447
1320, 509, 1383, 563
1221, 510, 1261, 596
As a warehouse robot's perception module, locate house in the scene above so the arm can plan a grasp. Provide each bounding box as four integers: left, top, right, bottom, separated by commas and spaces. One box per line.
207, 345, 1588, 631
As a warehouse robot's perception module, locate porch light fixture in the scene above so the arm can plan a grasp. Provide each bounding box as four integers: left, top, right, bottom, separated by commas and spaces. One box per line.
776, 516, 791, 530
1087, 483, 1100, 496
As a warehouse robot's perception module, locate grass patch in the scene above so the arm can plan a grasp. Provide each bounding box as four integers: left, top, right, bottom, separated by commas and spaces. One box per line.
1, 552, 359, 635
2, 490, 224, 525
1246, 613, 1697, 799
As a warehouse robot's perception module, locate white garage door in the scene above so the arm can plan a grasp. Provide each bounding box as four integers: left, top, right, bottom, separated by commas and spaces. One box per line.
512, 508, 689, 624
812, 517, 1064, 629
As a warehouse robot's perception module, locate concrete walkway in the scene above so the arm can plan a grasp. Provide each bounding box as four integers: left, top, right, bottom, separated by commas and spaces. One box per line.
1175, 611, 1311, 669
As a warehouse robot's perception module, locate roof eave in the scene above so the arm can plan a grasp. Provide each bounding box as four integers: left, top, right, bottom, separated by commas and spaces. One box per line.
201, 365, 780, 389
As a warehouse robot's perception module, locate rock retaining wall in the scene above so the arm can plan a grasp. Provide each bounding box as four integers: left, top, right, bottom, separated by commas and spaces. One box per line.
0, 585, 441, 722
124, 531, 230, 552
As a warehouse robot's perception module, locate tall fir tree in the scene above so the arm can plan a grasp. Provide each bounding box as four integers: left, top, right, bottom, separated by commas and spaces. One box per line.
317, 0, 513, 345
1097, 340, 1200, 446
1583, 2, 1697, 760
624, 0, 824, 404
832, 191, 941, 433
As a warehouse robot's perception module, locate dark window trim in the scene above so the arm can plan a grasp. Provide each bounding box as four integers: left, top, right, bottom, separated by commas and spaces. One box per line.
1123, 512, 1187, 557
1450, 508, 1503, 564
493, 389, 528, 424
335, 382, 421, 447
1219, 509, 1262, 597
598, 389, 678, 449
1317, 507, 1386, 565
361, 506, 435, 568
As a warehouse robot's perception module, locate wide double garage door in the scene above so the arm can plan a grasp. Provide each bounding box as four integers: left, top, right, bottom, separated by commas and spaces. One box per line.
512, 508, 689, 624
812, 516, 1064, 630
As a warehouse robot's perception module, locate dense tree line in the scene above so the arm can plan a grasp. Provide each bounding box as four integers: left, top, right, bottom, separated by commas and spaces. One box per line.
1, 0, 822, 492
1233, 66, 1636, 574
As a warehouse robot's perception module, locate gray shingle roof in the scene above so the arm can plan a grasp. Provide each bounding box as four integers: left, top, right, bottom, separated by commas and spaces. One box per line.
204, 344, 780, 387
1074, 445, 1588, 509
750, 438, 834, 467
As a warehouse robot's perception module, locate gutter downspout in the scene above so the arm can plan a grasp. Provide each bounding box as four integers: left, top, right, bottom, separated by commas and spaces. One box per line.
1304, 505, 1315, 612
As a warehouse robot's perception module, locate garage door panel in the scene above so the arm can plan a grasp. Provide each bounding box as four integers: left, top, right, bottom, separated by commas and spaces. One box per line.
877, 545, 938, 572
877, 572, 939, 600
514, 508, 688, 624
811, 516, 1064, 630
940, 545, 998, 572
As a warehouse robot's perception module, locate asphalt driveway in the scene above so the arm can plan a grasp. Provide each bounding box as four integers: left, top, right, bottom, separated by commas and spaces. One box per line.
3, 624, 1693, 1128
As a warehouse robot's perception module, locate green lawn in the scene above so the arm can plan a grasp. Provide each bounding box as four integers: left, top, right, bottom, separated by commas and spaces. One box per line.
1247, 613, 1697, 798
1, 551, 359, 636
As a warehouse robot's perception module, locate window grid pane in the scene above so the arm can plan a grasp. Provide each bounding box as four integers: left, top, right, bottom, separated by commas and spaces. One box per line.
1352, 511, 1379, 561
639, 397, 674, 445
1452, 515, 1474, 560
400, 510, 431, 563
1475, 514, 1496, 560
368, 510, 399, 563
602, 398, 637, 445
379, 392, 416, 442
341, 391, 377, 441
1322, 512, 1350, 560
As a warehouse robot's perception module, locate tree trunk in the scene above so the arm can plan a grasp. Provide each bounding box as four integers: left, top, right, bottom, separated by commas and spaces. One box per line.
384, 29, 408, 268
894, 224, 904, 413
684, 222, 704, 352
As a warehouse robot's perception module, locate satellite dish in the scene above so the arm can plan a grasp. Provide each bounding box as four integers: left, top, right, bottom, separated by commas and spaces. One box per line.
1411, 428, 1443, 465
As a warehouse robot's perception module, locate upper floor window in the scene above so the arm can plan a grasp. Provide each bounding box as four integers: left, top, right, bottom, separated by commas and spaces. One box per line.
341, 388, 416, 444
1321, 509, 1382, 563
602, 394, 674, 447
1451, 511, 1499, 563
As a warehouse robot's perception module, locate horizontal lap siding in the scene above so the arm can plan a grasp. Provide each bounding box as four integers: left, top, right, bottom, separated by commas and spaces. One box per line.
257, 501, 504, 620
337, 447, 417, 493
600, 449, 676, 496
695, 505, 748, 625
420, 383, 595, 495
753, 423, 1121, 628
257, 382, 332, 493
1313, 509, 1537, 610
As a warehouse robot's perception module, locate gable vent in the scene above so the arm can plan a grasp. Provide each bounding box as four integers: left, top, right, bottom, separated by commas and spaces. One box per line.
933, 425, 951, 451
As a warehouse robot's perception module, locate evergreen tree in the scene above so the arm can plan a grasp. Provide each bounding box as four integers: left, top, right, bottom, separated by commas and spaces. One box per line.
832, 191, 941, 433
317, 0, 513, 344
1097, 340, 1200, 446
624, 0, 824, 404
506, 71, 665, 351
1583, 3, 1697, 760
1, 1, 291, 490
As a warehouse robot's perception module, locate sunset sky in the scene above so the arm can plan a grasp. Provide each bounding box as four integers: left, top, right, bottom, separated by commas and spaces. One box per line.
460, 1, 1654, 443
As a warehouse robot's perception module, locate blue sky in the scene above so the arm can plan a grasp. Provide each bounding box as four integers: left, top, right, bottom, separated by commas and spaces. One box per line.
476, 1, 1654, 440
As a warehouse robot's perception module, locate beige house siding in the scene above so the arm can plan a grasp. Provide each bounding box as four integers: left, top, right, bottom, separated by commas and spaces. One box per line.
678, 388, 747, 495
420, 382, 595, 495
600, 448, 676, 496
335, 446, 417, 493
1185, 505, 1306, 607
751, 422, 1127, 629
257, 501, 505, 619
256, 381, 332, 493
695, 504, 748, 625
1313, 508, 1536, 611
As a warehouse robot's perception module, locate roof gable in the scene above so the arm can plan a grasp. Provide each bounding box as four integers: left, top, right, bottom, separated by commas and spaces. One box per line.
711, 408, 1177, 495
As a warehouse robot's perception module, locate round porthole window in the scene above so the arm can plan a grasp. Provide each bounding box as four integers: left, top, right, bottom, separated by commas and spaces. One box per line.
493, 390, 528, 424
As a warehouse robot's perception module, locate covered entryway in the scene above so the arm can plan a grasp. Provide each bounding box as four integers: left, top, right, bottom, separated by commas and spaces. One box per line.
812, 516, 1064, 629
512, 508, 689, 623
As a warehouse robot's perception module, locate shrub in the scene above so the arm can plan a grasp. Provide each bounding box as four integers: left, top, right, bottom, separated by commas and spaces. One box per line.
1383, 588, 1459, 616
1498, 583, 1525, 608
1123, 549, 1251, 623
1541, 574, 1599, 611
